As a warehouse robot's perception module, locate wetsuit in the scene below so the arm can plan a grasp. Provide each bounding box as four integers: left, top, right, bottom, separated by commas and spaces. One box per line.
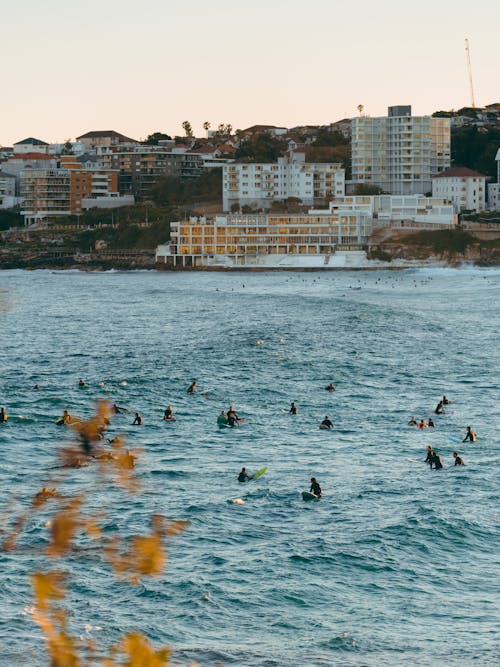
164, 409, 174, 419
227, 410, 239, 426
238, 471, 250, 482
463, 430, 477, 443
454, 456, 464, 466
435, 403, 444, 415
132, 415, 142, 425
321, 419, 333, 429
432, 453, 443, 470
310, 481, 322, 497
424, 450, 434, 467
290, 405, 297, 414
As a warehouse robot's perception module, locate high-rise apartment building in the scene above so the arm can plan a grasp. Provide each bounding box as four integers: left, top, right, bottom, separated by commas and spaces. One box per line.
352, 106, 450, 195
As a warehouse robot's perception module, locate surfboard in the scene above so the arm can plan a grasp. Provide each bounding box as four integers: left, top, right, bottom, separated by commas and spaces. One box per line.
163, 417, 176, 422
319, 424, 333, 430
251, 467, 268, 481
302, 491, 320, 501
448, 436, 461, 444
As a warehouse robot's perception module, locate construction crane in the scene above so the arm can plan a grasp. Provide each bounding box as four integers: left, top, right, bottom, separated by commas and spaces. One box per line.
465, 38, 476, 108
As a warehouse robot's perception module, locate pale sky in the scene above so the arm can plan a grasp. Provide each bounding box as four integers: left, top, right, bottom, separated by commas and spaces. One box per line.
1, 0, 498, 146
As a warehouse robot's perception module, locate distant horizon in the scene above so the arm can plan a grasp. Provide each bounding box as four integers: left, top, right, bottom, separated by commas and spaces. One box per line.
1, 0, 498, 147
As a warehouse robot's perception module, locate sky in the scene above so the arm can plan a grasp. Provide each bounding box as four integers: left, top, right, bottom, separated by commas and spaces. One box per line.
1, 0, 499, 145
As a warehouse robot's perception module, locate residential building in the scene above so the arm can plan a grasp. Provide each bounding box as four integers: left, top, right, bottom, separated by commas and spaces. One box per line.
76, 130, 138, 153
432, 167, 486, 213
352, 105, 450, 195
109, 148, 184, 199
0, 172, 17, 209
487, 148, 500, 211
13, 137, 49, 155
222, 152, 345, 211
20, 164, 126, 224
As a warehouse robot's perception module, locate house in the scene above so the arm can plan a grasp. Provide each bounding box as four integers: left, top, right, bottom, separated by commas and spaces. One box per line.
432, 167, 486, 213
13, 137, 49, 155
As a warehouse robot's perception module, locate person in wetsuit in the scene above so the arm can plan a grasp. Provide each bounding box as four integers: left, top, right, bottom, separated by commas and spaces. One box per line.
310, 477, 322, 497
431, 451, 443, 470
0, 407, 7, 423
227, 405, 239, 426
326, 383, 335, 392
453, 451, 465, 466
112, 403, 126, 414
187, 381, 197, 394
290, 402, 298, 415
217, 410, 228, 426
435, 401, 444, 415
321, 416, 333, 429
463, 426, 477, 443
163, 405, 174, 420
442, 396, 451, 405
427, 417, 435, 428
238, 467, 250, 483
408, 416, 418, 426
424, 446, 434, 468
132, 412, 143, 425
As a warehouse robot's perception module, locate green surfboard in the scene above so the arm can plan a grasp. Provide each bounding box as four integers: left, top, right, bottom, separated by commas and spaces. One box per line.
251, 467, 268, 481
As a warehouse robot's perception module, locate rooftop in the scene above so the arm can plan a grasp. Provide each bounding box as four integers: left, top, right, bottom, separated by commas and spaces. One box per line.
14, 137, 49, 146
434, 167, 486, 179
76, 130, 137, 142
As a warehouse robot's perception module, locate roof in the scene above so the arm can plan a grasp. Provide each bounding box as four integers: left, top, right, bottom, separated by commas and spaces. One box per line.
433, 167, 486, 179
241, 124, 287, 133
76, 130, 137, 142
14, 137, 48, 146
8, 152, 52, 160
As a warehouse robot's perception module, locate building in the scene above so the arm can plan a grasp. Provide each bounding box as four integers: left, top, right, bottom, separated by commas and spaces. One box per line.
76, 130, 138, 153
487, 148, 500, 211
432, 167, 486, 213
0, 172, 17, 209
13, 137, 49, 155
222, 151, 345, 211
352, 106, 450, 195
109, 148, 185, 199
20, 162, 127, 224
156, 195, 455, 268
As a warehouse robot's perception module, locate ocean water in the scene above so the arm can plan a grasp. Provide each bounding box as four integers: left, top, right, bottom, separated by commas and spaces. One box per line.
0, 267, 498, 667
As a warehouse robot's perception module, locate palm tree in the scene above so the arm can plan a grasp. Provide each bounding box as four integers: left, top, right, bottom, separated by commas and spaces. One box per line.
203, 121, 211, 138
182, 121, 193, 137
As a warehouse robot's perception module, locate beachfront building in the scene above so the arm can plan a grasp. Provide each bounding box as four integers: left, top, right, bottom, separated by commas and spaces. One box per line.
352, 106, 450, 195
432, 167, 486, 213
222, 152, 345, 211
20, 161, 132, 224
487, 148, 500, 211
156, 195, 455, 268
0, 172, 17, 209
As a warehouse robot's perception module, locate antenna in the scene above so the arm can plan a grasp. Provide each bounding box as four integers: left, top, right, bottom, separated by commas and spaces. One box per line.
465, 38, 476, 108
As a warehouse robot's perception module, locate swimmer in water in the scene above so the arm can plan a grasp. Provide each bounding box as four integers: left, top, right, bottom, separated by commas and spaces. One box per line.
290, 402, 298, 415
187, 381, 197, 394
132, 412, 143, 426
321, 416, 333, 429
238, 467, 250, 483
33, 384, 40, 390
79, 378, 86, 387
326, 383, 335, 392
442, 395, 451, 405
431, 451, 443, 470
112, 403, 127, 414
453, 451, 465, 466
0, 407, 7, 423
427, 417, 435, 428
418, 419, 428, 429
227, 405, 240, 426
310, 477, 322, 497
217, 410, 228, 426
163, 405, 174, 420
462, 426, 477, 443
408, 416, 418, 426
424, 445, 434, 467
434, 401, 445, 415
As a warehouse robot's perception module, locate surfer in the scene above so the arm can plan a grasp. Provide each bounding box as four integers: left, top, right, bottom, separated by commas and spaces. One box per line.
424, 445, 434, 467
112, 403, 127, 414
227, 405, 240, 426
326, 383, 335, 392
33, 384, 40, 390
310, 477, 322, 497
442, 396, 451, 405
217, 410, 228, 426
453, 451, 465, 466
163, 405, 174, 420
238, 467, 250, 483
0, 407, 7, 423
132, 412, 143, 426
462, 426, 477, 443
187, 381, 197, 394
290, 402, 298, 415
408, 416, 418, 426
418, 419, 428, 429
321, 416, 333, 429
434, 401, 445, 415
427, 417, 435, 428
78, 378, 86, 387
431, 451, 443, 470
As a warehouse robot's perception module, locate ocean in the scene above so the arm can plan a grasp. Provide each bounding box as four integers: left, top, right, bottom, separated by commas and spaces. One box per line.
0, 267, 498, 666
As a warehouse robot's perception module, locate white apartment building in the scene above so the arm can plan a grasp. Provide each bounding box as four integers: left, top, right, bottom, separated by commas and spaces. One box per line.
352, 106, 450, 195
487, 148, 500, 211
222, 151, 345, 211
0, 172, 17, 209
432, 167, 486, 213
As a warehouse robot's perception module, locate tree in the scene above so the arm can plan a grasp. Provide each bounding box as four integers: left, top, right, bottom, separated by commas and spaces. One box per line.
144, 132, 172, 145
203, 121, 211, 137
181, 121, 193, 138
234, 132, 286, 162
61, 139, 73, 155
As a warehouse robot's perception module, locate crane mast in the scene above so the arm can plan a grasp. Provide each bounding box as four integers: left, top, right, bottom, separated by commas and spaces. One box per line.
465, 38, 476, 108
